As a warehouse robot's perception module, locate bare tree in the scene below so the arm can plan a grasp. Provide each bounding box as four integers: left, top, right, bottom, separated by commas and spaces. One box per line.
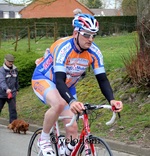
4, 0, 32, 5
137, 0, 150, 52
123, 0, 150, 88
121, 0, 137, 15
3, 0, 56, 6
114, 0, 123, 9
101, 0, 122, 9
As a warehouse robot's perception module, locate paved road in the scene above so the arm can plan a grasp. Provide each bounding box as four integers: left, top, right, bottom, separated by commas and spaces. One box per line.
0, 124, 137, 156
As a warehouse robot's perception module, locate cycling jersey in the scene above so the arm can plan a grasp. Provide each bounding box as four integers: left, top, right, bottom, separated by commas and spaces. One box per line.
33, 36, 105, 88
31, 36, 112, 105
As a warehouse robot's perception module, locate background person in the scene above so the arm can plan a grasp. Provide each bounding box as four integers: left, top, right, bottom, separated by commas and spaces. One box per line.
32, 14, 123, 156
0, 54, 19, 124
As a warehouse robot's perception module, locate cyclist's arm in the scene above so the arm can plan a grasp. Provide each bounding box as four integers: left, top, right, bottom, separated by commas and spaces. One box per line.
95, 73, 114, 103
55, 72, 76, 105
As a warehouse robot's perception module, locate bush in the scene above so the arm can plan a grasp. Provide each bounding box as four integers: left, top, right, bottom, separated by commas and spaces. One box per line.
122, 49, 150, 88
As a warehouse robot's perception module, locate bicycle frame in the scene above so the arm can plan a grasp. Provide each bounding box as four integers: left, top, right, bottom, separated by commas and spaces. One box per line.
66, 104, 116, 156
28, 104, 116, 156
49, 111, 94, 156
71, 110, 95, 156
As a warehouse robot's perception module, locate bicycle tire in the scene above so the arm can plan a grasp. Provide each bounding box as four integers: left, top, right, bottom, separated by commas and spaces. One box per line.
77, 136, 113, 156
27, 128, 58, 156
27, 128, 42, 156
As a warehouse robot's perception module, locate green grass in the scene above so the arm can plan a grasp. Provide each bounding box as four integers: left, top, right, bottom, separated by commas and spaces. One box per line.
0, 32, 137, 71
97, 33, 138, 71
1, 33, 150, 147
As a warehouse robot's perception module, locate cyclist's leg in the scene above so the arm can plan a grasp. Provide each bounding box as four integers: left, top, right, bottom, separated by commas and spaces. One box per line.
60, 86, 78, 140
60, 108, 78, 156
61, 109, 78, 139
32, 78, 66, 134
32, 77, 67, 156
60, 87, 78, 155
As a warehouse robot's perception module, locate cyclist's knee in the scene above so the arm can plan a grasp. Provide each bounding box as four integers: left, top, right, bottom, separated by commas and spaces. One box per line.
56, 102, 66, 113
50, 100, 67, 113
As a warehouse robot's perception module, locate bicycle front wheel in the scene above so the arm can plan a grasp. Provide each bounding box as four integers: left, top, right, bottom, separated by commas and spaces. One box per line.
27, 128, 59, 156
27, 128, 43, 156
78, 136, 113, 156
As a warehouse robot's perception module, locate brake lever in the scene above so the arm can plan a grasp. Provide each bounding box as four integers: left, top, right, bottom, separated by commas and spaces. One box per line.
76, 113, 80, 121
112, 106, 121, 120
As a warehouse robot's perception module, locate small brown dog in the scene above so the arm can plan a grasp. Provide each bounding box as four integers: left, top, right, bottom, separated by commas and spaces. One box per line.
8, 119, 29, 134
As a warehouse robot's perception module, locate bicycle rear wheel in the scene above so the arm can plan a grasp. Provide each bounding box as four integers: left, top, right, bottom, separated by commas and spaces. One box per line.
78, 136, 113, 156
27, 128, 58, 156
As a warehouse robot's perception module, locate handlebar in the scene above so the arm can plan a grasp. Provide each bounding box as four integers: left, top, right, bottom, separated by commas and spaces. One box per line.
66, 104, 116, 127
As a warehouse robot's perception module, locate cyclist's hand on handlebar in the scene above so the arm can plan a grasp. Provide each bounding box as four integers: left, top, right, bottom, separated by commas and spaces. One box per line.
70, 101, 85, 114
110, 100, 123, 112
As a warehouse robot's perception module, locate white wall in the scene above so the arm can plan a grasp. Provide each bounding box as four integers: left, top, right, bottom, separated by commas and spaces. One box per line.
1, 11, 21, 18
3, 11, 9, 18
15, 12, 21, 18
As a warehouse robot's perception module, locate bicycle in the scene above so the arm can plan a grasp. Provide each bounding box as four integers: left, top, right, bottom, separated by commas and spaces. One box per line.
27, 103, 117, 156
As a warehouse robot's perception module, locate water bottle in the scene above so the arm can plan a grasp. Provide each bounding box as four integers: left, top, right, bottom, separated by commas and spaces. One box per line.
85, 148, 91, 155
65, 141, 75, 156
58, 135, 65, 155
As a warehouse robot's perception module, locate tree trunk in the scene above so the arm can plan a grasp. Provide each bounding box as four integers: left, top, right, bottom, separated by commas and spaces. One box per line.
137, 0, 150, 52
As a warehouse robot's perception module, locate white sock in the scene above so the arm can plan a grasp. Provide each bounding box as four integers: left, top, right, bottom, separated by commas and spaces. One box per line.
41, 130, 50, 140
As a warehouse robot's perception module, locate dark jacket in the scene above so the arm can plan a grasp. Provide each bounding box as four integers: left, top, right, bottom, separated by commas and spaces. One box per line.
0, 64, 19, 98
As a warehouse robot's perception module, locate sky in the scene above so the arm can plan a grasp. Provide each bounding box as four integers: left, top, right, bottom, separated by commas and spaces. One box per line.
0, 0, 31, 5
0, 0, 122, 9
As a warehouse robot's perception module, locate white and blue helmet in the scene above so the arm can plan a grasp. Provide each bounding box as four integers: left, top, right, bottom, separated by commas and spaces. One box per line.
72, 13, 99, 33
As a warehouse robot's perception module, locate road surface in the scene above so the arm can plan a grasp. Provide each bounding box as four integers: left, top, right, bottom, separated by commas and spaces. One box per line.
0, 124, 137, 156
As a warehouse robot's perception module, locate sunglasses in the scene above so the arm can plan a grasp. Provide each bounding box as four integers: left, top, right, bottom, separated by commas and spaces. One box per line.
78, 31, 97, 39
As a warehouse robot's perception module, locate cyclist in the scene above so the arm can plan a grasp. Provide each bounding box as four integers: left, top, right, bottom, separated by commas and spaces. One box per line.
32, 13, 123, 156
